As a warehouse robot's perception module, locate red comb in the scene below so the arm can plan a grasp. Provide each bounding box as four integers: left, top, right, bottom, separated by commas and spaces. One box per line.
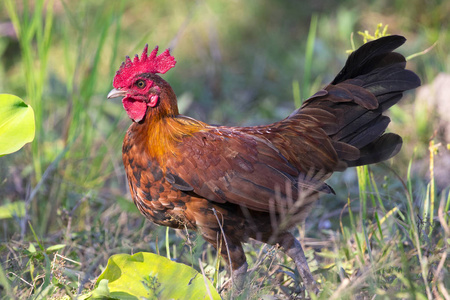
113, 45, 176, 88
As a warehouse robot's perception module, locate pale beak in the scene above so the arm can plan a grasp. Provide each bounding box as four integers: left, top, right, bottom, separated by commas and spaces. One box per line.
107, 88, 127, 99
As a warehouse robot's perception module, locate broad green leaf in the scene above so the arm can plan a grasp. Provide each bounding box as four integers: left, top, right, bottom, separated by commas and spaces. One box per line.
0, 94, 35, 156
0, 201, 25, 219
95, 252, 220, 300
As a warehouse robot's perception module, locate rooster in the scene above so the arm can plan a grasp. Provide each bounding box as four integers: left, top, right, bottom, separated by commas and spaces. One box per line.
107, 35, 420, 293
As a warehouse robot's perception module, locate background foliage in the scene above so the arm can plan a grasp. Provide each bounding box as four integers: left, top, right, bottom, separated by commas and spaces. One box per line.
0, 0, 449, 299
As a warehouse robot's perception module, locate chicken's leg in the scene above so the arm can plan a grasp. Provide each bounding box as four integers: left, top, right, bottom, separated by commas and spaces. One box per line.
202, 229, 248, 290
231, 260, 248, 289
279, 232, 319, 294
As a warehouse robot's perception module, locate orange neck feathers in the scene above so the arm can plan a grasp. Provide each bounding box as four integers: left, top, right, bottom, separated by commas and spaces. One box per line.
130, 87, 207, 168
145, 115, 206, 164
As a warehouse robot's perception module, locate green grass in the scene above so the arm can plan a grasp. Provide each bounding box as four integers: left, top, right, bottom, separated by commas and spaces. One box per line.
1, 0, 449, 299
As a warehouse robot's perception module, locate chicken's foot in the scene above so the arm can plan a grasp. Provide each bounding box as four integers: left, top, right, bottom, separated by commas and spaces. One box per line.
279, 233, 320, 294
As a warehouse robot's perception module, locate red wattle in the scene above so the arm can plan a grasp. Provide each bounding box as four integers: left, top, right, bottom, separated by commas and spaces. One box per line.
122, 97, 147, 122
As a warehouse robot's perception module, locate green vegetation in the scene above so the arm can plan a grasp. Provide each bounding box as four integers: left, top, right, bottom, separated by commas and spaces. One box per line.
0, 94, 35, 156
93, 252, 220, 299
1, 1, 449, 299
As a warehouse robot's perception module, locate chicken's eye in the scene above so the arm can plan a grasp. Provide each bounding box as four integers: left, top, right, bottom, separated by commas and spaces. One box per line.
136, 80, 146, 89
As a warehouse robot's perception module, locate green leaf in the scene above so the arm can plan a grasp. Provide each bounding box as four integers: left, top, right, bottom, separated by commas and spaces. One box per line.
46, 244, 66, 252
0, 201, 25, 219
94, 252, 220, 300
91, 279, 113, 299
0, 94, 35, 156
28, 243, 36, 254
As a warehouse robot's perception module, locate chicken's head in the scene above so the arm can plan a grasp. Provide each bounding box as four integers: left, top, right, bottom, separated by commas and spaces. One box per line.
108, 45, 177, 122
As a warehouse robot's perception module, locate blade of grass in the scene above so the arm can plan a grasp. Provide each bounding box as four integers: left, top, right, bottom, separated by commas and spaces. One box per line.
406, 159, 433, 299
292, 79, 302, 108
370, 171, 386, 212
427, 140, 438, 236
108, 0, 127, 77
166, 227, 171, 260
357, 166, 368, 222
302, 14, 318, 100
372, 211, 384, 246
347, 196, 364, 266
362, 223, 377, 292
444, 191, 450, 225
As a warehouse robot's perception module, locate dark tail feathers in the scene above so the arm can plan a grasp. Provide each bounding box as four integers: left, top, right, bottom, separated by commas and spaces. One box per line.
303, 35, 421, 168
